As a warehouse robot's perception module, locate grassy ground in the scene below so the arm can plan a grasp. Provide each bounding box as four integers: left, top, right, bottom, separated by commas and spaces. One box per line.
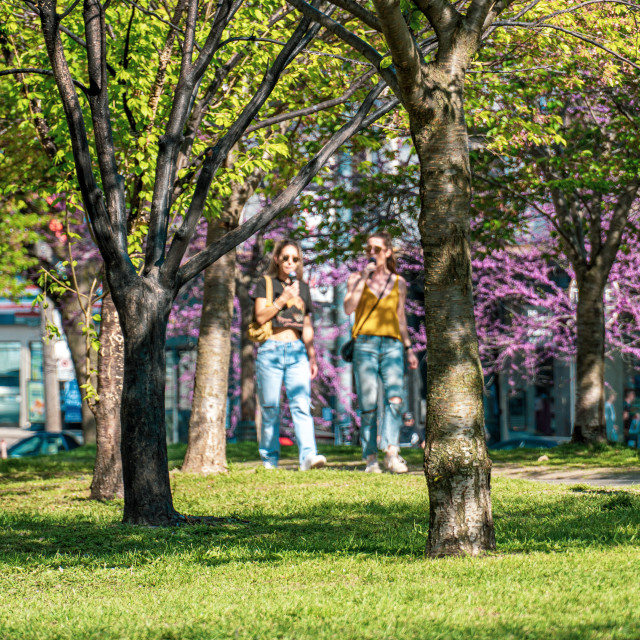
1, 444, 639, 639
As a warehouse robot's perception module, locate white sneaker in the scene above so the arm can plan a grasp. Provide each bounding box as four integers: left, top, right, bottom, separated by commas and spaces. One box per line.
300, 453, 327, 471
384, 452, 408, 474
263, 461, 277, 470
364, 460, 382, 473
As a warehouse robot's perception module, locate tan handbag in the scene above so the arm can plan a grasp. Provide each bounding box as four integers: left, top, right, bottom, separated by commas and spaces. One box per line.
247, 275, 274, 343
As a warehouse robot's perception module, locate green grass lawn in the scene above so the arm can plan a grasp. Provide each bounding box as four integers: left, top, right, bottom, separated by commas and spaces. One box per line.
1, 444, 639, 639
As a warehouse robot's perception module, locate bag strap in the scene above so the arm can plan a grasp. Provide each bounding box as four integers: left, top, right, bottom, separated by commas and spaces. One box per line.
352, 272, 393, 338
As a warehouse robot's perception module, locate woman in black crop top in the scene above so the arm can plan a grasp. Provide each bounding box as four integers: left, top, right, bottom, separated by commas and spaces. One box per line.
252, 239, 326, 471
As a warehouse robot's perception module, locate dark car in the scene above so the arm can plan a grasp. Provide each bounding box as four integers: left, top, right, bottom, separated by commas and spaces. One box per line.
7, 432, 81, 458
489, 436, 559, 451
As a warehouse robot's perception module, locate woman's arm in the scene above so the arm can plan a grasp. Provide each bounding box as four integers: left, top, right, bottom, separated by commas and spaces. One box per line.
254, 280, 300, 325
397, 277, 419, 370
343, 265, 374, 315
302, 314, 318, 379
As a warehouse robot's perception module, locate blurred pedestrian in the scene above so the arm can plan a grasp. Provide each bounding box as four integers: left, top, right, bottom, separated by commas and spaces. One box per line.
605, 391, 618, 443
253, 239, 326, 471
343, 231, 418, 473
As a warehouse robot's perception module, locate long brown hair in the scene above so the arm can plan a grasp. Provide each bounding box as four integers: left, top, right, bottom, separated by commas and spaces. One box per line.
369, 230, 397, 274
266, 239, 304, 280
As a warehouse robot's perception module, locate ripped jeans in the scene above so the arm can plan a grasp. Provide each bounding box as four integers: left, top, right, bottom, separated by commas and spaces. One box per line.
353, 335, 405, 458
256, 339, 318, 467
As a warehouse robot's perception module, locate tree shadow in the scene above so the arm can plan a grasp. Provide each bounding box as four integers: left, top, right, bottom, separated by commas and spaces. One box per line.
2, 481, 639, 568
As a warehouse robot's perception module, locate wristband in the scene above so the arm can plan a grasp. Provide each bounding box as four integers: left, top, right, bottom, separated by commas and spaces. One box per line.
273, 300, 283, 311
404, 345, 412, 351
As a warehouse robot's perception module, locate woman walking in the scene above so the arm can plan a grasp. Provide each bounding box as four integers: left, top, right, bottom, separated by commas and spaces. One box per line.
253, 239, 327, 471
344, 231, 419, 473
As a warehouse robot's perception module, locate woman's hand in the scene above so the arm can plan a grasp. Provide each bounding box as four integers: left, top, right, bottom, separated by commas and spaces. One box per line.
406, 348, 419, 370
309, 357, 318, 380
361, 261, 376, 279
279, 280, 300, 305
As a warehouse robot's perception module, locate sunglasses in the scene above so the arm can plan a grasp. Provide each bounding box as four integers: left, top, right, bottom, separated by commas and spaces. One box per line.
281, 254, 300, 263
364, 245, 384, 255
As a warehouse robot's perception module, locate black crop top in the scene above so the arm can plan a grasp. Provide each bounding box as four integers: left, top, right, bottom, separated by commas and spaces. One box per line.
253, 276, 313, 331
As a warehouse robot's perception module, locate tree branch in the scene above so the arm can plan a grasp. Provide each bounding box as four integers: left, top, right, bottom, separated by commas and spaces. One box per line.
371, 0, 425, 102
413, 0, 460, 40
83, 0, 127, 241
286, 0, 400, 95
0, 67, 89, 93
246, 68, 377, 133
600, 180, 640, 270
162, 12, 323, 281
324, 0, 383, 31
35, 0, 131, 274
176, 82, 386, 287
494, 21, 640, 71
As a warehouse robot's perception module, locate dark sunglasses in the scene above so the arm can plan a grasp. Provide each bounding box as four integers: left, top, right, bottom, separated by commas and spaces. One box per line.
364, 245, 383, 255
281, 254, 300, 263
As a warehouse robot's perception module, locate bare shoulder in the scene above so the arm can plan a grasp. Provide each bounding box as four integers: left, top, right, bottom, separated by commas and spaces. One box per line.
397, 275, 407, 292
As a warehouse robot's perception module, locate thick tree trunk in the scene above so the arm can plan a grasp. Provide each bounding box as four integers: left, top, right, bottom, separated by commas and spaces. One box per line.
572, 273, 607, 444
90, 291, 124, 500
413, 81, 494, 557
114, 277, 179, 525
181, 219, 235, 474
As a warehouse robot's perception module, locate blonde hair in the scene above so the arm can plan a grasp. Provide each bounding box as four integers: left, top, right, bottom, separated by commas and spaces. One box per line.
369, 230, 397, 274
267, 239, 304, 280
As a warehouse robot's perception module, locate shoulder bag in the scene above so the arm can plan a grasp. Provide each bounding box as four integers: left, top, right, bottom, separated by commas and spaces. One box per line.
340, 273, 393, 363
247, 276, 274, 343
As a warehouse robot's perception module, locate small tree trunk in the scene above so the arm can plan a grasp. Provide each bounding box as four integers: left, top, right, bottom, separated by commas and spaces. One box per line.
414, 81, 494, 557
41, 298, 62, 432
115, 277, 179, 526
237, 278, 258, 439
59, 293, 97, 443
90, 291, 124, 500
181, 219, 235, 474
572, 273, 607, 444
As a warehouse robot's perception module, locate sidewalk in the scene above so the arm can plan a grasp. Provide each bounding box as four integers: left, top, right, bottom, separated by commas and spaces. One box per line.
492, 464, 640, 487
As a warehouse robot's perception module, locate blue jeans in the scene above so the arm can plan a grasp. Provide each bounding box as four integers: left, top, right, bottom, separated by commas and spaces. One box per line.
353, 335, 405, 458
256, 339, 318, 466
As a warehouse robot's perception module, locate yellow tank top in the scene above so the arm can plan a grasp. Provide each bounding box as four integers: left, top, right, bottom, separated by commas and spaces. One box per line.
352, 276, 402, 341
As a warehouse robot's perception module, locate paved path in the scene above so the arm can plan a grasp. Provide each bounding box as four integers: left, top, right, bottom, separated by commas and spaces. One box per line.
492, 465, 640, 487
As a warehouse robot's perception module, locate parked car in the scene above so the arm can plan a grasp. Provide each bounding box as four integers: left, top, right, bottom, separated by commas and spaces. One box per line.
7, 432, 81, 458
489, 436, 559, 451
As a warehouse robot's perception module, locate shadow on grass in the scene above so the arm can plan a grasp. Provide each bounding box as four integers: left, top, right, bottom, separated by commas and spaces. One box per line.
2, 483, 640, 568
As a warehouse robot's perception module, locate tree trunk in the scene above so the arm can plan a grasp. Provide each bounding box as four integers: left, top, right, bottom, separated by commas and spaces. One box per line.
114, 276, 179, 526
41, 298, 62, 433
90, 291, 124, 500
58, 293, 97, 444
413, 81, 494, 557
572, 272, 607, 444
181, 219, 235, 474
237, 277, 258, 440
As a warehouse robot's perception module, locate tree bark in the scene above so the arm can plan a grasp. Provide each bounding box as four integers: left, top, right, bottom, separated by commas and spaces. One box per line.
90, 291, 124, 500
414, 76, 494, 557
237, 277, 258, 438
58, 291, 98, 443
571, 271, 607, 444
113, 275, 179, 526
41, 298, 62, 433
182, 160, 263, 471
181, 219, 235, 474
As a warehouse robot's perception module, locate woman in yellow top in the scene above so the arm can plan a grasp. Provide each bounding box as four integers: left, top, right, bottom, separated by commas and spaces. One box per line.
344, 231, 419, 473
